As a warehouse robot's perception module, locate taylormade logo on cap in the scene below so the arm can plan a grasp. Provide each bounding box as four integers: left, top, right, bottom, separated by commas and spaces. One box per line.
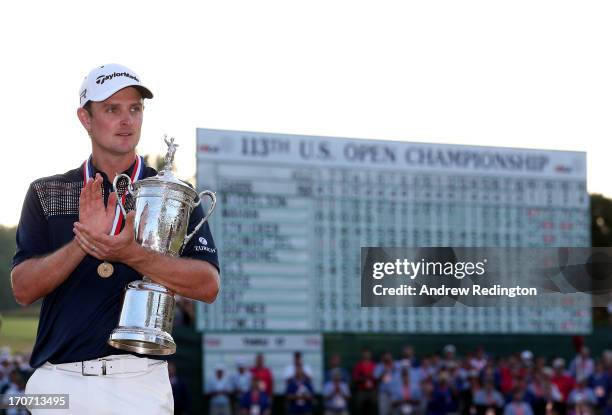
95, 71, 140, 85
79, 63, 153, 107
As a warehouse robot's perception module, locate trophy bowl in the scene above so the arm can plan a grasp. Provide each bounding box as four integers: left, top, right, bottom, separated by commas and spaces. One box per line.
108, 137, 216, 355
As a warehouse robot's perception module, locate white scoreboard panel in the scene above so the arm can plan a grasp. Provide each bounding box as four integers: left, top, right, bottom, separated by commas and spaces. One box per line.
202, 333, 323, 394
195, 129, 591, 334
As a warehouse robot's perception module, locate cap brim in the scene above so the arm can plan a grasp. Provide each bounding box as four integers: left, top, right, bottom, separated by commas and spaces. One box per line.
85, 83, 154, 105
133, 85, 153, 99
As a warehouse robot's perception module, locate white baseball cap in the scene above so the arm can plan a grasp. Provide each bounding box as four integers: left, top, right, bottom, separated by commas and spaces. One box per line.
79, 63, 153, 107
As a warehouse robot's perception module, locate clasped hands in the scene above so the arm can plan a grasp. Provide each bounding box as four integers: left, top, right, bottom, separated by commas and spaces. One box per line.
73, 174, 138, 263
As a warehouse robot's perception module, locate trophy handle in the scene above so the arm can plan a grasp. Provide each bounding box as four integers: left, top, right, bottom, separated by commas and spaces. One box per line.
184, 190, 217, 246
112, 173, 135, 217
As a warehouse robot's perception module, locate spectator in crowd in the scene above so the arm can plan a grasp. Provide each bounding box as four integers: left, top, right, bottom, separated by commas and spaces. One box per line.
552, 359, 576, 403
251, 353, 274, 398
420, 377, 435, 415
353, 347, 377, 415
448, 362, 466, 394
0, 368, 9, 394
504, 388, 534, 415
12, 353, 32, 380
588, 360, 610, 409
570, 348, 595, 385
474, 378, 505, 415
240, 377, 271, 415
284, 352, 313, 383
207, 363, 232, 415
510, 377, 536, 408
567, 378, 597, 408
529, 368, 563, 415
521, 351, 534, 371
570, 401, 593, 415
232, 359, 252, 412
456, 359, 475, 392
2, 370, 28, 415
391, 365, 423, 415
427, 371, 459, 415
0, 353, 15, 393
459, 371, 481, 415
326, 353, 350, 384
534, 358, 547, 377
168, 361, 191, 415
376, 351, 399, 415
323, 368, 351, 415
471, 347, 489, 373
500, 356, 525, 396
400, 348, 426, 389
286, 365, 316, 415
482, 358, 502, 392
442, 345, 458, 371
421, 357, 438, 382
397, 346, 418, 370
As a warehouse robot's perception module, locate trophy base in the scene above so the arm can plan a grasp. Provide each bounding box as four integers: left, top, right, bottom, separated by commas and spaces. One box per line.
108, 328, 176, 355
108, 280, 177, 356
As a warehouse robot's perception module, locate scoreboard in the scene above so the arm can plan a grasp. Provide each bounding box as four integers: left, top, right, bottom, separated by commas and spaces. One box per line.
195, 129, 591, 334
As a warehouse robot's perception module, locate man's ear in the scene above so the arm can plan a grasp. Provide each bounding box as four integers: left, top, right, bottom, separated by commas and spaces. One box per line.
77, 107, 92, 131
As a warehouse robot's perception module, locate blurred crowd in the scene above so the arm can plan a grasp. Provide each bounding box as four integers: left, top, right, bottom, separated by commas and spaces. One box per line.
0, 348, 32, 415
202, 345, 612, 415
1, 344, 612, 415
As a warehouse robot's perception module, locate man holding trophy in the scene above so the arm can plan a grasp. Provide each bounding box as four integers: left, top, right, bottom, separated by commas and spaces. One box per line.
11, 63, 220, 414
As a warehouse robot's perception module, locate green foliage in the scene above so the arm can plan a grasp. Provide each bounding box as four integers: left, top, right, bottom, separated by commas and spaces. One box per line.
145, 153, 166, 171
591, 194, 612, 247
0, 226, 18, 310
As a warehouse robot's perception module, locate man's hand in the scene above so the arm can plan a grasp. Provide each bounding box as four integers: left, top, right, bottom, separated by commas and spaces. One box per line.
74, 186, 219, 302
73, 210, 139, 263
78, 173, 118, 235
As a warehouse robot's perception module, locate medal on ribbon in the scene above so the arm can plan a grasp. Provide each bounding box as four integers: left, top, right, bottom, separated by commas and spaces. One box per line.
82, 155, 144, 278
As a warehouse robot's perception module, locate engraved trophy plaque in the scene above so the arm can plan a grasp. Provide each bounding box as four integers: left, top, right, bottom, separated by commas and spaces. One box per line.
108, 137, 216, 355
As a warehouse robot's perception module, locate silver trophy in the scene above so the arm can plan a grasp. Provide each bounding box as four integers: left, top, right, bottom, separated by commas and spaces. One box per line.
107, 136, 216, 355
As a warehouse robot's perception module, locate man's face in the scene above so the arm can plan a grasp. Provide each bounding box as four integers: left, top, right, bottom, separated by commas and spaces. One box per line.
78, 87, 143, 157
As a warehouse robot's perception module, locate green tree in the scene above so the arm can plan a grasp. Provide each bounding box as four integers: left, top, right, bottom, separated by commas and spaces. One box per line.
145, 154, 165, 171
591, 193, 612, 247
0, 226, 18, 310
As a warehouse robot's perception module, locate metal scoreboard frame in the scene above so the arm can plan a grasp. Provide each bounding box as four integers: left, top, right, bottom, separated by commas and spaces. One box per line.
195, 128, 591, 335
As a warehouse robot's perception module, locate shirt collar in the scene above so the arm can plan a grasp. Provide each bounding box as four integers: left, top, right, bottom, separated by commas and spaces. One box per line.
86, 156, 145, 183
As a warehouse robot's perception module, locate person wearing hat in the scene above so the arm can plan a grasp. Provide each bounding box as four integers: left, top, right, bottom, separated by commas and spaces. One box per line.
11, 63, 220, 414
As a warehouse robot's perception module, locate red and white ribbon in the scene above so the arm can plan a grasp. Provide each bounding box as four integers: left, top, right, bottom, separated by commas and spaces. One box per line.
82, 155, 144, 235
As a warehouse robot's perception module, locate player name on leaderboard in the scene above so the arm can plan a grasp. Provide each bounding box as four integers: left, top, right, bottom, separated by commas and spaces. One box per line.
196, 129, 591, 334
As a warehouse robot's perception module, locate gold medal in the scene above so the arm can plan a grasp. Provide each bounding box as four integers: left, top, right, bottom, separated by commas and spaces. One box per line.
97, 261, 114, 278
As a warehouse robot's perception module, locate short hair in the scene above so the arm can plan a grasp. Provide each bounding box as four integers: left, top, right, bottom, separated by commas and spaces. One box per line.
83, 101, 93, 116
